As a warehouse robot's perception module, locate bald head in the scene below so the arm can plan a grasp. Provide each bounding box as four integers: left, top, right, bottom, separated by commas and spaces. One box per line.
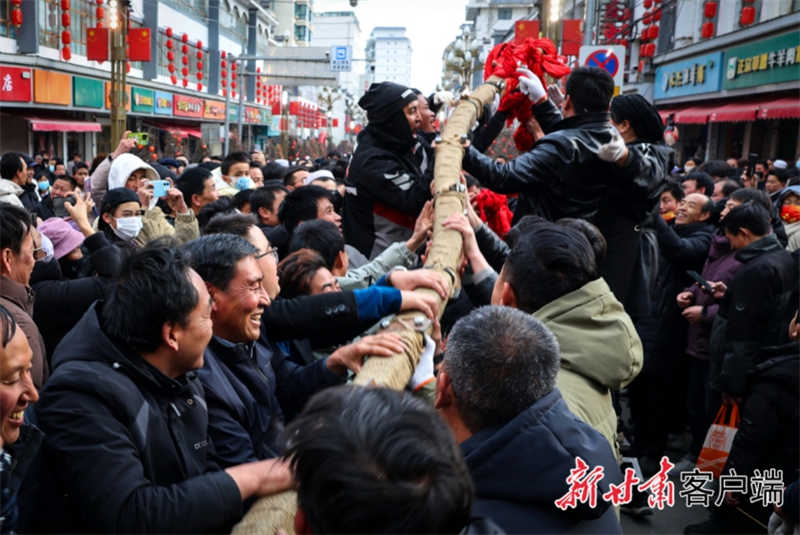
675, 193, 714, 226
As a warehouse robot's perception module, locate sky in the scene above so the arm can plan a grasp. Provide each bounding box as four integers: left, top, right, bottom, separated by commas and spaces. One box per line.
313, 0, 470, 92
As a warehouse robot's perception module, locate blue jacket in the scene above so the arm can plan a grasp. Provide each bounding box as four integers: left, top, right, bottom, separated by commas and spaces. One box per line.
461, 389, 623, 535
198, 334, 343, 469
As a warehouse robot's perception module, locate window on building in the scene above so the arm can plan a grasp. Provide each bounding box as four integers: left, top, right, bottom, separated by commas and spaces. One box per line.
0, 0, 18, 38
497, 8, 512, 19
161, 0, 208, 18
294, 24, 307, 42
294, 3, 308, 20
220, 0, 247, 46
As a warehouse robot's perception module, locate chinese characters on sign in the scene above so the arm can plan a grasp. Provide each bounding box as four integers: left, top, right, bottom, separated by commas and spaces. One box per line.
330, 46, 352, 72
665, 62, 708, 91
554, 457, 784, 510
727, 45, 799, 79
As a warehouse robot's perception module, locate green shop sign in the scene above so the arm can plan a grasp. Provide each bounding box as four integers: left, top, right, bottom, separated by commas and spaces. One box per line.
723, 31, 800, 90
73, 77, 104, 108
131, 87, 154, 113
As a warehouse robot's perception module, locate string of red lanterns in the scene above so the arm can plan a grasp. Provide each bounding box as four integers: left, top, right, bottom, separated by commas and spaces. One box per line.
166, 27, 177, 85
639, 0, 662, 59
61, 0, 72, 61
220, 50, 228, 97
95, 0, 104, 28
181, 33, 189, 88
231, 58, 237, 99
701, 1, 716, 39
740, 0, 756, 26
196, 40, 204, 91
10, 0, 22, 28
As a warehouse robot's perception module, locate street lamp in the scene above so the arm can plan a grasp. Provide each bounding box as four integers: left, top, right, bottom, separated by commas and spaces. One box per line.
281, 90, 289, 159
326, 110, 333, 150
442, 25, 487, 91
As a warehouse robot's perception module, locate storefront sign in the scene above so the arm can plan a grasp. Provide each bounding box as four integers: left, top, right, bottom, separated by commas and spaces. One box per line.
203, 100, 226, 120
0, 66, 32, 102
174, 94, 203, 118
260, 109, 272, 124
34, 70, 71, 105
245, 107, 260, 123
655, 51, 724, 100
723, 31, 800, 90
131, 87, 154, 114
104, 82, 131, 110
73, 77, 104, 108
228, 103, 239, 122
154, 91, 173, 115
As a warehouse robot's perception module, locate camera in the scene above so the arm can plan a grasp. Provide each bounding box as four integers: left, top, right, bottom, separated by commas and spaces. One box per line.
349, 0, 357, 6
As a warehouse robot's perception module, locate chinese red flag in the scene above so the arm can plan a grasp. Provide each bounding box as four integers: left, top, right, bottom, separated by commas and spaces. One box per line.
128, 28, 151, 62
515, 20, 540, 43
561, 20, 583, 56
86, 27, 109, 61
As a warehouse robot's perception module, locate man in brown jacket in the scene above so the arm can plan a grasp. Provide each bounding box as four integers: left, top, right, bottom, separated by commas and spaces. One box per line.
1, 203, 48, 388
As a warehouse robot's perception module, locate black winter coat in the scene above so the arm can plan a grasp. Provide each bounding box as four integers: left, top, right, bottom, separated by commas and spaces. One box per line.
709, 234, 796, 396
33, 195, 56, 221
343, 126, 433, 259
462, 388, 623, 535
18, 183, 40, 213
636, 218, 714, 377
35, 303, 243, 533
723, 343, 798, 482
31, 232, 122, 361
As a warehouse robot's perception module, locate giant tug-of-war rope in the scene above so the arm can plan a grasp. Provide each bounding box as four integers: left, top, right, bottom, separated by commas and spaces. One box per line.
232, 38, 571, 535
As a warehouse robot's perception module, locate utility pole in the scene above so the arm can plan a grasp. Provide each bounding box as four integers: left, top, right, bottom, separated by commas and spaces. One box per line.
583, 0, 596, 46
109, 0, 129, 144
223, 61, 232, 154
237, 59, 245, 150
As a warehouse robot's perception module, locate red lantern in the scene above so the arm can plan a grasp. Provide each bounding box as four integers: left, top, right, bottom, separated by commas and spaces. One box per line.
196, 61, 203, 70
168, 64, 175, 73
166, 39, 173, 49
221, 60, 227, 69
60, 0, 69, 10
196, 72, 203, 80
181, 55, 188, 65
181, 33, 188, 43
232, 91, 236, 99
231, 81, 237, 89
151, 153, 157, 160
222, 89, 227, 97
182, 79, 188, 87
137, 144, 143, 150
643, 0, 652, 7
167, 51, 174, 61
10, 0, 21, 5
701, 21, 715, 38
181, 44, 188, 54
62, 45, 72, 60
171, 74, 177, 84
740, 6, 755, 25
11, 6, 21, 27
221, 79, 227, 88
643, 11, 652, 25
648, 26, 659, 40
704, 1, 717, 18
181, 67, 188, 76
196, 40, 202, 49
654, 9, 662, 21
197, 83, 203, 91
96, 21, 103, 28
61, 30, 70, 45
166, 27, 172, 37
62, 12, 71, 27
95, 7, 103, 19
221, 50, 227, 59
196, 51, 203, 60
231, 71, 237, 80
221, 69, 227, 78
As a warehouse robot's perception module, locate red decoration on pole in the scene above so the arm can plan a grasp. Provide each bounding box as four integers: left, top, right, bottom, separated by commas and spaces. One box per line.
96, 7, 104, 19
87, 27, 108, 60
11, 4, 21, 27
740, 6, 755, 25
61, 30, 71, 45
171, 74, 177, 85
128, 28, 151, 61
197, 83, 203, 91
701, 21, 715, 38
60, 0, 69, 10
196, 40, 202, 49
166, 39, 173, 49
61, 12, 71, 27
166, 27, 172, 37
62, 46, 72, 60
181, 33, 188, 43
703, 1, 717, 18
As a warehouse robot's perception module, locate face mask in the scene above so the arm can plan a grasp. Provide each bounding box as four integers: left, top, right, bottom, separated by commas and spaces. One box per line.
796, 161, 800, 170
781, 205, 800, 224
40, 234, 55, 263
60, 258, 83, 280
48, 165, 55, 173
112, 216, 143, 241
38, 181, 50, 192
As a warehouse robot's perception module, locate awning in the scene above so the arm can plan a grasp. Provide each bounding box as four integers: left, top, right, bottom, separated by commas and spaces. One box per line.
673, 106, 714, 125
708, 101, 760, 123
145, 122, 203, 139
13, 115, 101, 132
757, 97, 800, 120
658, 108, 683, 124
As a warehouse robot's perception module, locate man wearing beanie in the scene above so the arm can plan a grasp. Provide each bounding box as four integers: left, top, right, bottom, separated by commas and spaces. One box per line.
343, 82, 433, 259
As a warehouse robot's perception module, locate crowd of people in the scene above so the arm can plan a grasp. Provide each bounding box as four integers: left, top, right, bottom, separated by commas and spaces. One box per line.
0, 65, 797, 535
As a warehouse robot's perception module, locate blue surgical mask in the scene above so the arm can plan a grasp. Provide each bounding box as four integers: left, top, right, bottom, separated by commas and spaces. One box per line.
48, 165, 55, 173
796, 160, 800, 170
38, 181, 50, 191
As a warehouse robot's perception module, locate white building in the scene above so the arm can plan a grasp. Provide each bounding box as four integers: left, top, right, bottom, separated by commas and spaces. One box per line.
271, 0, 313, 46
365, 27, 412, 87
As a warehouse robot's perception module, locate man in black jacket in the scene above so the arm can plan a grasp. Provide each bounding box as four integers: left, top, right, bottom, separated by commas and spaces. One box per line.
435, 306, 623, 534
343, 82, 432, 259
34, 245, 293, 533
185, 235, 405, 468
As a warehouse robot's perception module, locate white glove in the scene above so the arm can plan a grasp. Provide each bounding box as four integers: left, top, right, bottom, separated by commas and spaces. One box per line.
490, 93, 500, 116
598, 129, 628, 163
433, 91, 455, 105
547, 84, 565, 107
516, 67, 546, 104
409, 335, 436, 393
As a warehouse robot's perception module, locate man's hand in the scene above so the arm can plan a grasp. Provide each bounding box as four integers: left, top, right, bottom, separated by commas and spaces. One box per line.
137, 180, 154, 209
676, 291, 694, 309
547, 84, 565, 107
598, 129, 629, 166
389, 269, 449, 299
224, 458, 294, 500
789, 312, 799, 342
406, 200, 434, 252
327, 333, 405, 375
708, 281, 727, 300
399, 291, 440, 322
113, 131, 138, 159
64, 191, 94, 237
681, 306, 703, 324
524, 115, 545, 142
250, 150, 266, 166
166, 188, 190, 215
409, 335, 436, 393
516, 67, 546, 104
721, 393, 741, 407
442, 213, 479, 259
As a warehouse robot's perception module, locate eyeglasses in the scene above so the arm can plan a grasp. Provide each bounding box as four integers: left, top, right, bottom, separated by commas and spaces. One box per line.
256, 247, 279, 263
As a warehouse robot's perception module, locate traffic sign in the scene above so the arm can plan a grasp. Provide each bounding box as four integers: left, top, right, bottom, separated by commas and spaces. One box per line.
579, 45, 626, 95
330, 46, 352, 72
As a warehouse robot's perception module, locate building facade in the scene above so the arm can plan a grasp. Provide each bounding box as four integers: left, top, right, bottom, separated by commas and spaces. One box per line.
365, 27, 411, 87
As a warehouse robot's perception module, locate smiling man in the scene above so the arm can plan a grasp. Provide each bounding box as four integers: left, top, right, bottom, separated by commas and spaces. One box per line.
186, 234, 403, 468
343, 82, 433, 260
